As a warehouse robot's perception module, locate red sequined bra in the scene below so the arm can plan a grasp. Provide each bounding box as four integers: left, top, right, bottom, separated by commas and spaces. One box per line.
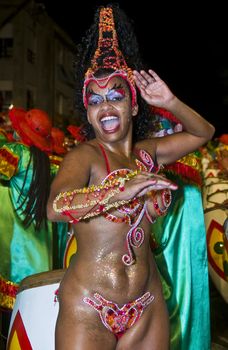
98, 143, 160, 265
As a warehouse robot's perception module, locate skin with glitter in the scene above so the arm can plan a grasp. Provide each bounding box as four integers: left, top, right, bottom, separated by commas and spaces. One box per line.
47, 6, 215, 350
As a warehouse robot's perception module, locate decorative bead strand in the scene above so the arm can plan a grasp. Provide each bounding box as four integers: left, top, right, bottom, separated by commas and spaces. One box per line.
53, 170, 139, 216
161, 189, 172, 208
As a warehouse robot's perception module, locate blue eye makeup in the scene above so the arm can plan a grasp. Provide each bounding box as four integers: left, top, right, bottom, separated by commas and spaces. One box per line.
86, 85, 126, 106
87, 94, 104, 105
106, 89, 125, 102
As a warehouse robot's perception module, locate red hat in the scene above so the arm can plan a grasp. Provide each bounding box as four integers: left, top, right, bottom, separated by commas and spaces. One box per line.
8, 107, 52, 152
67, 125, 86, 144
218, 134, 228, 145
51, 127, 67, 155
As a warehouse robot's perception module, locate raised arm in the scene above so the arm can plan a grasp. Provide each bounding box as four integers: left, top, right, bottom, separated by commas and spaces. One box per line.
133, 69, 215, 165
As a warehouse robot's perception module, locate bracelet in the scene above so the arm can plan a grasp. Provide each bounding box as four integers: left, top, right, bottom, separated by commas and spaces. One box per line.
61, 186, 121, 211
53, 169, 139, 214
63, 198, 134, 222
104, 198, 133, 212
53, 177, 125, 213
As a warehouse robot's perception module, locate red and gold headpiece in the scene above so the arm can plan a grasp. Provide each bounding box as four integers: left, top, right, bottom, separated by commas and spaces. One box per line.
83, 7, 137, 108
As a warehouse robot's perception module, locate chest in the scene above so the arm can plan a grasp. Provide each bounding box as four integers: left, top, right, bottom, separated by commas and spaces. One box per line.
93, 147, 159, 185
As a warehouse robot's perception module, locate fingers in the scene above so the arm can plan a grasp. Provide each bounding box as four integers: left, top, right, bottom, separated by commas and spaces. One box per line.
139, 70, 156, 84
133, 173, 178, 191
133, 71, 147, 91
133, 69, 158, 87
141, 173, 178, 190
147, 182, 178, 191
124, 172, 178, 200
146, 178, 178, 191
148, 69, 161, 80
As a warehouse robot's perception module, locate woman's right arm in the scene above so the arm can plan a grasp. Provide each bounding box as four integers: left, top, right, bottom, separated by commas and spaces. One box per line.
47, 145, 92, 222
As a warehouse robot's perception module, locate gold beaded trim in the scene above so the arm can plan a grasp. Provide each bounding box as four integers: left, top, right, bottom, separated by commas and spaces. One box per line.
53, 169, 139, 214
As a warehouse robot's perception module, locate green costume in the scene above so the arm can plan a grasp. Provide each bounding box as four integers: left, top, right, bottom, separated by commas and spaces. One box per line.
148, 108, 210, 350
0, 142, 67, 309
152, 155, 210, 350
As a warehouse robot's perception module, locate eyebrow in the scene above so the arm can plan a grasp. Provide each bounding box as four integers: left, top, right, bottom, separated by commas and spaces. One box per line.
87, 83, 124, 95
110, 83, 123, 90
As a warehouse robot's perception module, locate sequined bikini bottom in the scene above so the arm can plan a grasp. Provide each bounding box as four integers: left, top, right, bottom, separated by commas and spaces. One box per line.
83, 291, 154, 339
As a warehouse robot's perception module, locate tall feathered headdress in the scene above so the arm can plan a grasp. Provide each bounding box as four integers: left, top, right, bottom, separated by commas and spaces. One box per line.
83, 7, 137, 108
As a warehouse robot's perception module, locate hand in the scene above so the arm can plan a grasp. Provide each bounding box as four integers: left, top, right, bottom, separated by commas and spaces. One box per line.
115, 172, 178, 202
133, 69, 175, 108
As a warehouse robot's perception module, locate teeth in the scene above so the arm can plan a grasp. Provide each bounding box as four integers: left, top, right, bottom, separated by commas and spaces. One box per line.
100, 116, 118, 122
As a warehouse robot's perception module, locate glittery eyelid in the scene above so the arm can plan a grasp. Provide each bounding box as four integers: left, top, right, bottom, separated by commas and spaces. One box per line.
106, 89, 125, 101
86, 88, 126, 105
87, 94, 104, 105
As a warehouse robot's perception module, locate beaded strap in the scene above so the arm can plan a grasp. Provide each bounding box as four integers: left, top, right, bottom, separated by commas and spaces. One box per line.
62, 198, 135, 223
53, 170, 139, 221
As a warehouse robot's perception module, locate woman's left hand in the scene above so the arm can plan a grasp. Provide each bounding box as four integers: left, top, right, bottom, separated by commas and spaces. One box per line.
133, 69, 175, 108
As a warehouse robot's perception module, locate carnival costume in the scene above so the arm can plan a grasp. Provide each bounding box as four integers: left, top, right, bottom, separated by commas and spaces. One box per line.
149, 107, 211, 350
54, 141, 170, 337
0, 108, 68, 310
53, 7, 172, 338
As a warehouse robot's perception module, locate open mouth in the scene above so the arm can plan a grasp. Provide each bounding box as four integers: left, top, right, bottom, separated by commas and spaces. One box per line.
100, 115, 120, 133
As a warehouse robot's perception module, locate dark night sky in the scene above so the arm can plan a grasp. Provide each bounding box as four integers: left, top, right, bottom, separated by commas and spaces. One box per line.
44, 1, 227, 137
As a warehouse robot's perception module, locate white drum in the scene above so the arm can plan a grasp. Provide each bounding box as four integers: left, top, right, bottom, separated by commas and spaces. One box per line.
7, 269, 65, 350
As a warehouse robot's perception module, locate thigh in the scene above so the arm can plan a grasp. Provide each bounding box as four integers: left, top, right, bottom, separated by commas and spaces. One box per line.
55, 302, 117, 350
116, 292, 170, 350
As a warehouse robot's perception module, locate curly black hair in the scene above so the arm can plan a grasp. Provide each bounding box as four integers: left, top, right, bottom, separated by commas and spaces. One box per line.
74, 3, 153, 142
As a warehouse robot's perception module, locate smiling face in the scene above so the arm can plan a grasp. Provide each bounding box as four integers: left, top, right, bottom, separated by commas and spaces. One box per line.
85, 74, 138, 143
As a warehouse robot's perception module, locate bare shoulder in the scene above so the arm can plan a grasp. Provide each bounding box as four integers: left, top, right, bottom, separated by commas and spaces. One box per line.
63, 141, 97, 162
51, 140, 100, 192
